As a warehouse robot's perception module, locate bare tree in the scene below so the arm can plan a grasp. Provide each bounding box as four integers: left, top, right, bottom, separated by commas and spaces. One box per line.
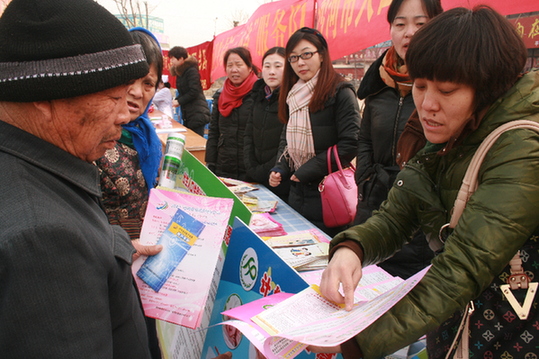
111, 0, 156, 28
227, 9, 251, 29
226, 0, 273, 29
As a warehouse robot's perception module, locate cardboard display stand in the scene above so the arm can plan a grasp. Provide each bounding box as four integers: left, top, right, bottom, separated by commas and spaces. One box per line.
201, 218, 342, 359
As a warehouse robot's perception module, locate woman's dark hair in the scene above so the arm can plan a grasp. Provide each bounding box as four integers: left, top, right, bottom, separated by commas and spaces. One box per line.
223, 47, 259, 76
406, 6, 527, 112
131, 30, 163, 89
387, 0, 443, 24
262, 46, 285, 62
168, 46, 188, 60
278, 27, 342, 123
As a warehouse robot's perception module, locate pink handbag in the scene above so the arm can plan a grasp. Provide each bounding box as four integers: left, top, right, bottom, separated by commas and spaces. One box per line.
318, 145, 357, 228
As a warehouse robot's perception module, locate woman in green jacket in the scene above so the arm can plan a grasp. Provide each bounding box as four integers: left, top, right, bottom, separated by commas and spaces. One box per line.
315, 6, 539, 359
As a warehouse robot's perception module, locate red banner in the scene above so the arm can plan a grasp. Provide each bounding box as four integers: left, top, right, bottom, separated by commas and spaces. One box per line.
211, 0, 315, 81
186, 0, 538, 88
162, 42, 214, 91
161, 49, 173, 85
186, 41, 214, 90
510, 14, 539, 49
318, 0, 539, 61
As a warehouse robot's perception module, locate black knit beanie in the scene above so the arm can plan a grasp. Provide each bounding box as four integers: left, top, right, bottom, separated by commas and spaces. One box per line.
0, 0, 150, 102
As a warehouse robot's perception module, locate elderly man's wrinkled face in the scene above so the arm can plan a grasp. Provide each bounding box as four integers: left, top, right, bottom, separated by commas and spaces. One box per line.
51, 85, 130, 162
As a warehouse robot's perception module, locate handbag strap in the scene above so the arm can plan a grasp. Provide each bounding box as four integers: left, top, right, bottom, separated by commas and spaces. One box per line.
326, 145, 344, 174
449, 120, 539, 228
326, 145, 356, 175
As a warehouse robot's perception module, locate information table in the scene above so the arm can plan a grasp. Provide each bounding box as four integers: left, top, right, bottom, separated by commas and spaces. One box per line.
251, 183, 330, 240
151, 111, 207, 164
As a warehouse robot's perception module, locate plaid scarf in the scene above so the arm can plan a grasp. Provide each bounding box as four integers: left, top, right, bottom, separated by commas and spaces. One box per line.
284, 71, 318, 171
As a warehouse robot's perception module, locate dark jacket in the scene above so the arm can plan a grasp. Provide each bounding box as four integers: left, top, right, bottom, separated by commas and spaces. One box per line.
205, 87, 255, 180
335, 70, 539, 359
172, 56, 210, 133
355, 50, 415, 189
354, 49, 433, 279
244, 79, 289, 199
273, 81, 360, 235
0, 121, 150, 358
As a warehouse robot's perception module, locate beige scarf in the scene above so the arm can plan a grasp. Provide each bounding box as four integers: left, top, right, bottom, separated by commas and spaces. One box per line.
284, 71, 319, 171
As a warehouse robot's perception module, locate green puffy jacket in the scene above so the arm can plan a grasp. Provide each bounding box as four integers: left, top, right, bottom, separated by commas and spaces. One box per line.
332, 70, 539, 359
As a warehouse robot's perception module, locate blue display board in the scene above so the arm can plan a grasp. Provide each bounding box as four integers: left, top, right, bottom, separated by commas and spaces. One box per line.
201, 218, 342, 359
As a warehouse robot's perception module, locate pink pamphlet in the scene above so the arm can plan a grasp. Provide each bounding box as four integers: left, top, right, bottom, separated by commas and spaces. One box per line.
132, 188, 233, 329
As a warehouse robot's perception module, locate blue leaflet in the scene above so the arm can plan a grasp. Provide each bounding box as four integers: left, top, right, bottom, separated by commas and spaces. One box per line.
137, 208, 206, 292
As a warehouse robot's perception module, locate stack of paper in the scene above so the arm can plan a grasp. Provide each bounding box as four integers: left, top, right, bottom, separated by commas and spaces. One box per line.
272, 243, 329, 271
219, 177, 258, 195
249, 212, 287, 237
241, 193, 278, 213
264, 230, 330, 271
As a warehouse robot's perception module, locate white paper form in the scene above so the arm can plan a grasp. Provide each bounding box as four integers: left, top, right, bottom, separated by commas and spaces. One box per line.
219, 266, 430, 359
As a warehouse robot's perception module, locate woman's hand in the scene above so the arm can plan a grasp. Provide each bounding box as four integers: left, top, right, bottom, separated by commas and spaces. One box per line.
269, 171, 282, 187
320, 247, 363, 311
290, 174, 300, 182
132, 240, 163, 261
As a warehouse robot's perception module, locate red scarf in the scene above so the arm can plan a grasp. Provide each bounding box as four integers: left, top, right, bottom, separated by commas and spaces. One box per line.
218, 71, 258, 117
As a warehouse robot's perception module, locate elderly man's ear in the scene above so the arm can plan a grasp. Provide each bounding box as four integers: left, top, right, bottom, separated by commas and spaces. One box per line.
32, 101, 53, 119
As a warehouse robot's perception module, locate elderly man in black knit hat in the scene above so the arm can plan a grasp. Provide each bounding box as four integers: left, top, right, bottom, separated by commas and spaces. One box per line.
0, 0, 166, 358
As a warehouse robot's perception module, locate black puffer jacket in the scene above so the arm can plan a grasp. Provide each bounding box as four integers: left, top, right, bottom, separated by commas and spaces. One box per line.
205, 88, 254, 181
273, 81, 360, 235
244, 79, 289, 199
354, 49, 433, 278
172, 56, 210, 134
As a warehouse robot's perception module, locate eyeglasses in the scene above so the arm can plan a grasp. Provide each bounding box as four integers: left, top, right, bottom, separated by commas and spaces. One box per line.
288, 51, 318, 63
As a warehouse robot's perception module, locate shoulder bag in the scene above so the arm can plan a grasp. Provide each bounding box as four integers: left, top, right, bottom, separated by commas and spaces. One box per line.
439, 120, 539, 359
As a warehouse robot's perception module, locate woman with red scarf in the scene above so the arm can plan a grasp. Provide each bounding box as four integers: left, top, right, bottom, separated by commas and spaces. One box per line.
353, 0, 442, 279
205, 47, 259, 180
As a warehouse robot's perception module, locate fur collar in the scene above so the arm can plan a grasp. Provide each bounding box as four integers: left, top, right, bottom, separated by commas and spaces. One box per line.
169, 55, 199, 77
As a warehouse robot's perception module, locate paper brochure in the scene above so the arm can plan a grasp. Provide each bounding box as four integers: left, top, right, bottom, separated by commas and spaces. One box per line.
217, 266, 430, 359
137, 208, 206, 292
133, 188, 233, 329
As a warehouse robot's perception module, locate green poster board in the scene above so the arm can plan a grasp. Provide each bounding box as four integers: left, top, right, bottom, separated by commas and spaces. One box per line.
166, 149, 252, 228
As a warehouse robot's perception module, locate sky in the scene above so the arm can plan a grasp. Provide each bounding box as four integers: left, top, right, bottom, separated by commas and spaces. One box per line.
96, 0, 269, 48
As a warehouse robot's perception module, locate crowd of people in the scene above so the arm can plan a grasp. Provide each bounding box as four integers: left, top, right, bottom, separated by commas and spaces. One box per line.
0, 0, 537, 358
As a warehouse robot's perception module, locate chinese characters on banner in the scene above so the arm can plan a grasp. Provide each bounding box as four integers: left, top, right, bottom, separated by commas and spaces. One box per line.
183, 0, 538, 90
185, 41, 213, 90
210, 0, 316, 82
511, 15, 539, 69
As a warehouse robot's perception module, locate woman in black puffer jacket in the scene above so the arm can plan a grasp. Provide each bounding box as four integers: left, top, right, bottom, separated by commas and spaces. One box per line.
354, 0, 442, 279
169, 47, 211, 137
244, 47, 290, 201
